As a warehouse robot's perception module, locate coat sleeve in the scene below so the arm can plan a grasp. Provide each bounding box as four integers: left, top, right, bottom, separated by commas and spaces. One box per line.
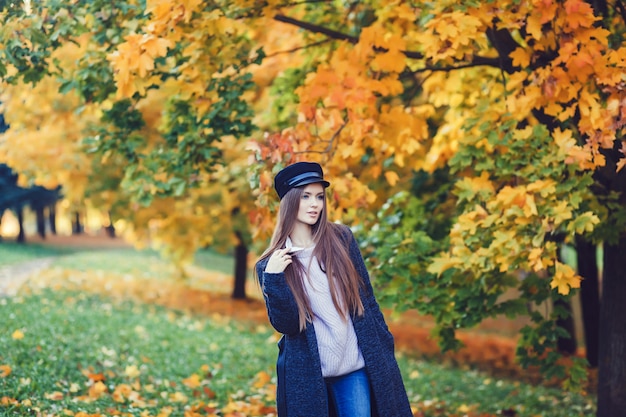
256, 259, 302, 336
343, 226, 393, 334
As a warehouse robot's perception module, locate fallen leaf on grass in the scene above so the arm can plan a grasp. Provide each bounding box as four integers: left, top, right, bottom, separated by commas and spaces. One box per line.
124, 365, 141, 378
252, 371, 271, 389
0, 364, 11, 378
12, 329, 24, 340
89, 381, 108, 400
44, 391, 64, 400
183, 373, 202, 388
1, 396, 18, 405
203, 386, 217, 399
169, 391, 188, 403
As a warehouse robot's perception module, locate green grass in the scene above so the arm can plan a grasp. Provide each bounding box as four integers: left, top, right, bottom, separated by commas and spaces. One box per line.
0, 242, 78, 268
0, 290, 277, 416
51, 248, 175, 279
1, 240, 235, 277
193, 248, 236, 275
0, 290, 596, 417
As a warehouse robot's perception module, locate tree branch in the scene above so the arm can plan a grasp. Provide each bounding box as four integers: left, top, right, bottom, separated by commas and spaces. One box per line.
276, 0, 333, 6
273, 14, 359, 44
408, 56, 502, 73
486, 24, 521, 74
273, 14, 509, 71
264, 39, 331, 59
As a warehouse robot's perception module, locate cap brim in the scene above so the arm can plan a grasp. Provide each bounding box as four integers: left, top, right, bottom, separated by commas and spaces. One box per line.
293, 178, 330, 189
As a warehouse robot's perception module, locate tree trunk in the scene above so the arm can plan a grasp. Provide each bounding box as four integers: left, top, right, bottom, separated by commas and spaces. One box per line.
35, 206, 46, 239
232, 232, 248, 299
576, 236, 600, 367
72, 211, 83, 235
17, 207, 25, 243
48, 204, 57, 235
597, 237, 626, 417
105, 211, 116, 238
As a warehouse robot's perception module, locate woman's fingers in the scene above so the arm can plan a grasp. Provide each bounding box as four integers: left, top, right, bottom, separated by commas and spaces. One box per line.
265, 248, 293, 273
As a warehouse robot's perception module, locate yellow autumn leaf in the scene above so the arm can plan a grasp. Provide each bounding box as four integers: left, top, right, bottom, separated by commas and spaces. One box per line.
528, 248, 545, 272
550, 262, 581, 295
141, 36, 172, 58
182, 373, 201, 388
384, 171, 400, 186
526, 14, 543, 40
169, 391, 188, 403
509, 47, 530, 68
427, 253, 460, 276
0, 397, 18, 406
371, 49, 406, 73
88, 381, 108, 399
253, 371, 272, 389
137, 53, 155, 78
44, 391, 64, 401
124, 365, 141, 378
523, 194, 538, 217
112, 383, 133, 403
456, 171, 495, 201
0, 365, 11, 378
12, 330, 24, 340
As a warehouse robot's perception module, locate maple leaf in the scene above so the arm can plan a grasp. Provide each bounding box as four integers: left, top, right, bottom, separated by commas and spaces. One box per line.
455, 172, 495, 202
11, 329, 24, 340
88, 381, 108, 400
0, 397, 19, 406
564, 0, 597, 30
384, 171, 400, 186
0, 365, 11, 378
371, 49, 406, 73
525, 14, 544, 40
183, 373, 202, 388
550, 262, 581, 295
112, 383, 133, 403
169, 391, 188, 403
252, 371, 271, 389
427, 253, 461, 276
124, 365, 141, 378
44, 391, 64, 401
509, 47, 530, 68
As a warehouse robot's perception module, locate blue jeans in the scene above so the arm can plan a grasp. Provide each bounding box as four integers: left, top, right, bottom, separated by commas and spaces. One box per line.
325, 368, 372, 417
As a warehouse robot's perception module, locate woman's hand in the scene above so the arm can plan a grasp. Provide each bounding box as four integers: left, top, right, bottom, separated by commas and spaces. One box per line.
265, 248, 293, 273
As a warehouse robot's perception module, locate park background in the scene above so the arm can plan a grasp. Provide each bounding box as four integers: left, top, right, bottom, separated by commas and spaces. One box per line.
1, 0, 625, 416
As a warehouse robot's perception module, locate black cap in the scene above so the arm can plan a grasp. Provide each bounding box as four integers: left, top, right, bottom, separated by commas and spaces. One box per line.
274, 162, 330, 200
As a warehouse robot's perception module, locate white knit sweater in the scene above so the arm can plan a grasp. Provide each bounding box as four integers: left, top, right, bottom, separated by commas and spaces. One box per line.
288, 239, 365, 377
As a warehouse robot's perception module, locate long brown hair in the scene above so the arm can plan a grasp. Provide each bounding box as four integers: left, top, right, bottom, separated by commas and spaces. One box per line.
256, 186, 364, 330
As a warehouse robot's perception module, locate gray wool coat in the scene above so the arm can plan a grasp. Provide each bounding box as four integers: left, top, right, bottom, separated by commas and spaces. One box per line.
256, 224, 413, 417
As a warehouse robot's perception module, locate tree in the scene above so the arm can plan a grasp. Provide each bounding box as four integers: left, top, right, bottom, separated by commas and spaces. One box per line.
246, 2, 625, 414
0, 0, 263, 296
0, 164, 33, 242
28, 185, 61, 239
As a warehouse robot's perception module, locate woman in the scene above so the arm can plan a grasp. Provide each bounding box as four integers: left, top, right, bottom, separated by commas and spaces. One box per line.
255, 161, 413, 417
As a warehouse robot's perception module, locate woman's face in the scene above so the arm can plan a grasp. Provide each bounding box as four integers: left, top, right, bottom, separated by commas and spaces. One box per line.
296, 183, 325, 226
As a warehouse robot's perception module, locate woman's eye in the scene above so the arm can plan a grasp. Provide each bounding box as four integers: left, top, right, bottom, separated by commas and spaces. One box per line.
317, 195, 324, 201
302, 195, 309, 199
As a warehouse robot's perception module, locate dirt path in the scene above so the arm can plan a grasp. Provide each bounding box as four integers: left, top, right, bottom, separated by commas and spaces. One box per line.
0, 257, 55, 297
